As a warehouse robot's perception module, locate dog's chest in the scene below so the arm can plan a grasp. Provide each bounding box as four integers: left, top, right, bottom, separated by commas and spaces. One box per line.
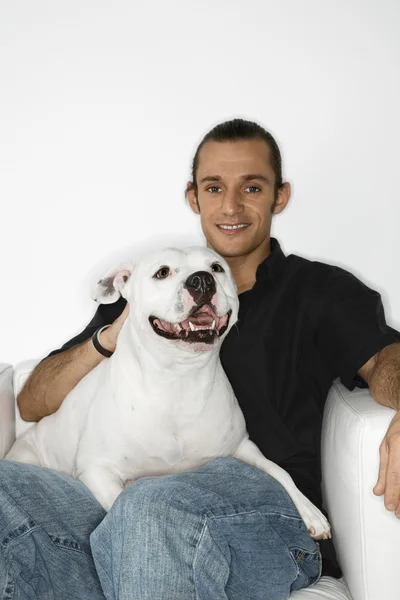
117, 398, 243, 477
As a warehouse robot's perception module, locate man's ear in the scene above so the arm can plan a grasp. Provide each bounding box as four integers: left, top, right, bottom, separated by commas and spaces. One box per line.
186, 181, 200, 215
272, 182, 291, 215
92, 263, 134, 304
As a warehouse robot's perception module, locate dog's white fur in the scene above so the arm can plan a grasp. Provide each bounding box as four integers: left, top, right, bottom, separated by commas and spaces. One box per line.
7, 246, 330, 539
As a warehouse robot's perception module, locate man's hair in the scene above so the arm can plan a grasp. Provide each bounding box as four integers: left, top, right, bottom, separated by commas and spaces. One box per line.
187, 118, 284, 199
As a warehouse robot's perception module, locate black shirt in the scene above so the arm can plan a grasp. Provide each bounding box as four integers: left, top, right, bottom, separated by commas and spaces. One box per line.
47, 238, 400, 577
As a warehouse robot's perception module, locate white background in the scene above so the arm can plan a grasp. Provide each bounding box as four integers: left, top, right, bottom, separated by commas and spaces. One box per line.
1, 0, 399, 365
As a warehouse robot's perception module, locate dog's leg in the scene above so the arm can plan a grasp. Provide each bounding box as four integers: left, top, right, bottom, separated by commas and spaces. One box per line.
78, 465, 125, 512
233, 439, 331, 540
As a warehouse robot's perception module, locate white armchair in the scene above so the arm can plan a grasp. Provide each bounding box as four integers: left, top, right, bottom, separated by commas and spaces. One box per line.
0, 363, 15, 458
1, 361, 399, 600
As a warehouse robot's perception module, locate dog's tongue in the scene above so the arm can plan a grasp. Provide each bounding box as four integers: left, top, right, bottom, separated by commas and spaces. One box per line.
189, 313, 214, 326
153, 305, 219, 335
187, 305, 217, 326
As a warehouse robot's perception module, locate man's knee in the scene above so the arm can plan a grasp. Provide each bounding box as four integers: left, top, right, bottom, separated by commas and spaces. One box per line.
111, 456, 286, 518
110, 456, 298, 526
0, 460, 74, 497
111, 462, 243, 524
115, 474, 205, 519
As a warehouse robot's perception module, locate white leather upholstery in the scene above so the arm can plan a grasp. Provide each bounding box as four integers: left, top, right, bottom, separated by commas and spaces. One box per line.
291, 577, 351, 599
12, 358, 40, 438
0, 363, 15, 458
3, 365, 400, 599
322, 380, 400, 600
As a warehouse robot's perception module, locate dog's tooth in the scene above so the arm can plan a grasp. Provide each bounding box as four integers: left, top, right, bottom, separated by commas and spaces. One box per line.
175, 324, 182, 332
189, 321, 195, 332
211, 320, 216, 330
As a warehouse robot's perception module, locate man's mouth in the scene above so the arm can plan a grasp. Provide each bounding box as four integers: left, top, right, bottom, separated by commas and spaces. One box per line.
149, 305, 232, 344
217, 223, 250, 235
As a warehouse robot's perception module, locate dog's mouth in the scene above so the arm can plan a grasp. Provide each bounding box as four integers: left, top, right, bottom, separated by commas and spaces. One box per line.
149, 305, 232, 345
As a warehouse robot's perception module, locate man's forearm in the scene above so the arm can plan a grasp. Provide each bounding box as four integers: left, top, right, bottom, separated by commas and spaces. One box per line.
368, 343, 400, 410
17, 338, 105, 422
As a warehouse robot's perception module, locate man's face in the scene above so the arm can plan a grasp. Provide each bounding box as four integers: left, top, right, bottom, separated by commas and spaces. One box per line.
187, 139, 290, 259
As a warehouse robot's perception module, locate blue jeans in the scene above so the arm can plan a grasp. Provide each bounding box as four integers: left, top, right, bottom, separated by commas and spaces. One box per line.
0, 457, 321, 600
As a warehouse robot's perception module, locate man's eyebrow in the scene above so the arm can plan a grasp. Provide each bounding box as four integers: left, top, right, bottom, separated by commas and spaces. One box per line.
199, 174, 271, 184
243, 174, 271, 184
199, 175, 222, 184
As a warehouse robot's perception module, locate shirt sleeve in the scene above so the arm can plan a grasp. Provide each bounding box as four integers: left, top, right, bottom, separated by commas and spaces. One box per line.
316, 268, 400, 390
44, 297, 127, 360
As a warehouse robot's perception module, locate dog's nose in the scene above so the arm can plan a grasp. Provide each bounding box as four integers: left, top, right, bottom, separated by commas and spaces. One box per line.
185, 271, 216, 295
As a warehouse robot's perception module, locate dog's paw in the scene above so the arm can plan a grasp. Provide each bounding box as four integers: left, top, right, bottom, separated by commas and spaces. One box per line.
293, 492, 331, 540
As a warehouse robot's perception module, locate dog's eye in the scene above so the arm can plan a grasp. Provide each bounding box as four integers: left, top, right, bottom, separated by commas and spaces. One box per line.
154, 266, 170, 279
211, 262, 225, 273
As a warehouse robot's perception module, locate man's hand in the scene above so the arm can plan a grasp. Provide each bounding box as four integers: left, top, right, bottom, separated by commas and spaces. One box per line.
99, 304, 130, 353
359, 343, 400, 517
374, 411, 400, 518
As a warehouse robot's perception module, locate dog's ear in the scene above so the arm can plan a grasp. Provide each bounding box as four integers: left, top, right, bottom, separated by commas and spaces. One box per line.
92, 263, 134, 304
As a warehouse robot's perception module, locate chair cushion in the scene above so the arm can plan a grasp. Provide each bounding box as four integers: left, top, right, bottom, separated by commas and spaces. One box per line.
291, 576, 351, 599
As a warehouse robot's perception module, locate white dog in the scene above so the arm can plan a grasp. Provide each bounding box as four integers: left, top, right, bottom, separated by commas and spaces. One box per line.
7, 246, 330, 539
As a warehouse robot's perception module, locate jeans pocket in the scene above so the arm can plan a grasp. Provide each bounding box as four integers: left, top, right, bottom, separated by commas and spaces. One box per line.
290, 543, 322, 591
3, 524, 105, 600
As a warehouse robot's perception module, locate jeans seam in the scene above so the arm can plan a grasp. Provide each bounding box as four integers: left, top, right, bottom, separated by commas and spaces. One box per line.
289, 545, 322, 589
208, 509, 259, 520
3, 525, 90, 558
47, 535, 89, 556
2, 567, 15, 600
193, 517, 208, 600
273, 513, 303, 523
2, 522, 40, 549
193, 516, 231, 600
209, 509, 302, 522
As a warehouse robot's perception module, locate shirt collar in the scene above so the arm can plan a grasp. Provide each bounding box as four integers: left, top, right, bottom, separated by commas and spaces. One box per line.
255, 238, 286, 283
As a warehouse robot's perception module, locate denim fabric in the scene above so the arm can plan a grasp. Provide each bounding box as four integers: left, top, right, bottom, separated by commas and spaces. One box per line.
0, 458, 321, 600
0, 460, 106, 599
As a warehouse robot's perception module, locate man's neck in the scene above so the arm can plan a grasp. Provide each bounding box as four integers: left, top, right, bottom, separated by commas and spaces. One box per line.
217, 238, 271, 295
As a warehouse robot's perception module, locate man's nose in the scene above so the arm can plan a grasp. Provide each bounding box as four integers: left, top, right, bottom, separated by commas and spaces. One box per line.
220, 190, 244, 216
185, 271, 216, 296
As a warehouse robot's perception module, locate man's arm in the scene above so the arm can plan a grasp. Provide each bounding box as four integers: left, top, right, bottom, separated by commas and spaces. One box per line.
358, 343, 400, 517
359, 342, 400, 410
18, 304, 129, 422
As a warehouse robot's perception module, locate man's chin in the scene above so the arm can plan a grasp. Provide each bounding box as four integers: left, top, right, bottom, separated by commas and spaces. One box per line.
206, 235, 257, 259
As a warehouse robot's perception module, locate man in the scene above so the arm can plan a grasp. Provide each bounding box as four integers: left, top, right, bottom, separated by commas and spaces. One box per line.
2, 118, 400, 600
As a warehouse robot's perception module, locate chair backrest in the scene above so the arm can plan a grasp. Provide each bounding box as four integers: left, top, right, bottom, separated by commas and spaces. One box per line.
0, 363, 15, 457
13, 359, 40, 438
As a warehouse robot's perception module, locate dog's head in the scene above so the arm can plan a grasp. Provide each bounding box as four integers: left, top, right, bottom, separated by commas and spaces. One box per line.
93, 246, 238, 353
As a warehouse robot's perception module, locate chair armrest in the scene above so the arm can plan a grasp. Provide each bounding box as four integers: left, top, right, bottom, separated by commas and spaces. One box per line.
321, 380, 400, 600
0, 364, 15, 458
13, 359, 40, 438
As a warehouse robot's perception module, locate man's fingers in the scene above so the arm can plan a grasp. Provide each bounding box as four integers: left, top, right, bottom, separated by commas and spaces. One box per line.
374, 441, 388, 496
114, 304, 130, 327
383, 442, 400, 516
100, 304, 130, 354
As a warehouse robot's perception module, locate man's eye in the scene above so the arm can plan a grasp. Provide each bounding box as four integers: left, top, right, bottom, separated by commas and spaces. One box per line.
207, 186, 222, 194
245, 186, 261, 193
154, 266, 170, 279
